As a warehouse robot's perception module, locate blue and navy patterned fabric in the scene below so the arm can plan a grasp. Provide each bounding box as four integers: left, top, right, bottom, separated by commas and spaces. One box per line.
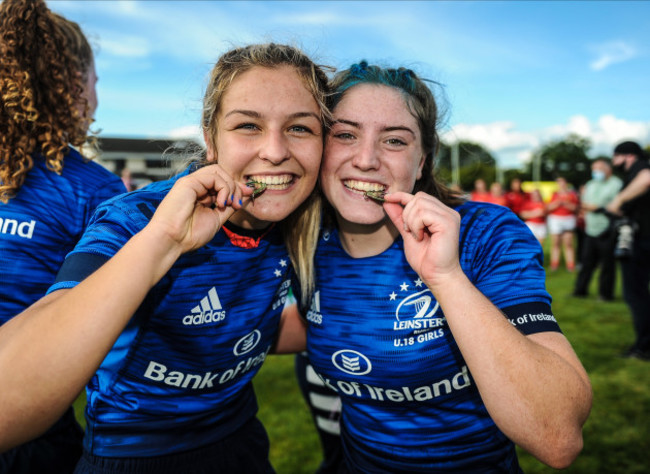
0, 148, 126, 324
48, 166, 293, 457
306, 201, 559, 472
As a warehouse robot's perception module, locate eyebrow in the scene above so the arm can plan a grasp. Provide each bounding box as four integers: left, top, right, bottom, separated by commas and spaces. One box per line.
224, 109, 320, 121
332, 118, 416, 137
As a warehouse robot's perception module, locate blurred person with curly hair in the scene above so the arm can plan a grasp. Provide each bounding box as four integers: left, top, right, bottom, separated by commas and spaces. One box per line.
0, 0, 126, 471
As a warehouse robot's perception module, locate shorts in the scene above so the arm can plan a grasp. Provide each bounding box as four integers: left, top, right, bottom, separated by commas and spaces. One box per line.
74, 416, 274, 474
526, 222, 547, 241
547, 214, 576, 235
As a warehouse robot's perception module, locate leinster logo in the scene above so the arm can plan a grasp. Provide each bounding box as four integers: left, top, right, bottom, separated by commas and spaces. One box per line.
332, 350, 372, 375
396, 289, 439, 321
233, 330, 261, 356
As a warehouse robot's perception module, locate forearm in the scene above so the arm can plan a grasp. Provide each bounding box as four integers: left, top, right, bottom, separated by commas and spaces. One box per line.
273, 304, 307, 354
610, 169, 650, 211
430, 271, 592, 468
0, 227, 182, 450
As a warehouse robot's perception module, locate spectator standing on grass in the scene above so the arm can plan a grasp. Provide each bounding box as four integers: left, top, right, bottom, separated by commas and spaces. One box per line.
285, 61, 591, 472
607, 141, 650, 361
0, 0, 126, 471
574, 184, 586, 270
470, 178, 491, 202
547, 176, 579, 271
487, 181, 508, 207
0, 42, 330, 473
505, 177, 529, 219
520, 188, 547, 246
573, 159, 622, 301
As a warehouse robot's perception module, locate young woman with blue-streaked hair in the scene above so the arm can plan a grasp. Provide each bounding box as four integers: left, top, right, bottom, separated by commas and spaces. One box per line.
287, 61, 592, 472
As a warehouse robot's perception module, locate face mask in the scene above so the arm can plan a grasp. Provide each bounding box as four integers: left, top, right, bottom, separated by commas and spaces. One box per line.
592, 170, 605, 181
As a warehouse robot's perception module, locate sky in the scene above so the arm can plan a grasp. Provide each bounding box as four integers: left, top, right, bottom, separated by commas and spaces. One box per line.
49, 0, 650, 169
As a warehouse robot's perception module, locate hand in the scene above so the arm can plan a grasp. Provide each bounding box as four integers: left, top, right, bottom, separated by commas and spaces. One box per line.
605, 196, 623, 216
383, 191, 462, 290
148, 164, 252, 253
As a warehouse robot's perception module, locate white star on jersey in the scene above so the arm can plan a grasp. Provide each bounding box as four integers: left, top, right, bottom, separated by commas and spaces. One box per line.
400, 282, 409, 291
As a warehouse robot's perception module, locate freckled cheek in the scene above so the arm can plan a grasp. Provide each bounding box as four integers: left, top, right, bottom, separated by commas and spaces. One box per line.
295, 141, 324, 176
322, 142, 349, 171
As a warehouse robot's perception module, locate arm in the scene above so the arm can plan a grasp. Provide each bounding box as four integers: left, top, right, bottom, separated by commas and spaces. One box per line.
0, 164, 248, 450
519, 204, 546, 220
383, 192, 592, 469
606, 168, 650, 214
546, 194, 560, 212
563, 197, 579, 213
273, 303, 307, 354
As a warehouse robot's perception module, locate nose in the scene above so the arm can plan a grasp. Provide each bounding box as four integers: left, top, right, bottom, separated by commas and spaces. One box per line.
259, 131, 290, 164
351, 137, 380, 170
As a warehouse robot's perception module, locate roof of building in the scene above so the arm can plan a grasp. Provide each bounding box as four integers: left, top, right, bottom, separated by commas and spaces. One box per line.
97, 137, 203, 155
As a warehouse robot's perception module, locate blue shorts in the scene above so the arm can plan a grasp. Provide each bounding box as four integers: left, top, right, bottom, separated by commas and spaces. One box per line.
74, 416, 274, 474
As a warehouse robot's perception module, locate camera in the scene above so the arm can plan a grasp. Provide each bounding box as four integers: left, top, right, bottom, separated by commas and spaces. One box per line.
613, 217, 638, 259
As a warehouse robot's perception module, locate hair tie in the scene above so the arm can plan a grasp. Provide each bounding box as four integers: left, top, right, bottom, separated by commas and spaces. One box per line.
350, 60, 369, 76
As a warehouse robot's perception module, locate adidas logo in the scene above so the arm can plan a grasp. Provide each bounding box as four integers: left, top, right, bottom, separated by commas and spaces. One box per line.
182, 287, 226, 326
306, 291, 322, 325
310, 291, 320, 312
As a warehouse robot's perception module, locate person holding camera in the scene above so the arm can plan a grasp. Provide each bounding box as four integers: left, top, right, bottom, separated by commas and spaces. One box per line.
573, 159, 622, 301
607, 141, 650, 361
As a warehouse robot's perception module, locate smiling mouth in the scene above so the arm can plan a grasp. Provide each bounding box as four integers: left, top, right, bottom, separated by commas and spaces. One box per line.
343, 180, 386, 201
246, 174, 295, 191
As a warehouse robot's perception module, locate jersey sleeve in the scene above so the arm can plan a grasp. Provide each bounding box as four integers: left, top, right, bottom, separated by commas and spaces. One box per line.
85, 176, 127, 218
48, 196, 152, 293
458, 203, 560, 335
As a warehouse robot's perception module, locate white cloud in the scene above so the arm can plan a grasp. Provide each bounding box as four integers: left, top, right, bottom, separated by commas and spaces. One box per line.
442, 122, 539, 152
97, 35, 151, 58
590, 41, 637, 71
168, 125, 204, 146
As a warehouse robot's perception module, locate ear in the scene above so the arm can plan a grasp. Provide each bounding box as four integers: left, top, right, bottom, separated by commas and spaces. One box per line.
416, 153, 426, 180
204, 130, 216, 162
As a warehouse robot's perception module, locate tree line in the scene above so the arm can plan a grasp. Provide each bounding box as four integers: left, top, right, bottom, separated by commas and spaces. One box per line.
436, 134, 649, 190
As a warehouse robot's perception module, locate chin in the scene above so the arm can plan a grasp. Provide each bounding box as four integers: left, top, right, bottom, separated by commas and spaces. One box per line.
337, 209, 386, 227
247, 201, 297, 225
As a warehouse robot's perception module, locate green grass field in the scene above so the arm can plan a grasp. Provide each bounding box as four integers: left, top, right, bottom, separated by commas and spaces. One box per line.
73, 264, 650, 473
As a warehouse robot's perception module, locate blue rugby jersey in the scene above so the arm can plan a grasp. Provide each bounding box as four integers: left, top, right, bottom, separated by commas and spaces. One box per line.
0, 149, 126, 323
306, 201, 560, 473
48, 166, 293, 457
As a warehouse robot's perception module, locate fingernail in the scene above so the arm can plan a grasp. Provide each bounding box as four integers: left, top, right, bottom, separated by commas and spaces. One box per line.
239, 199, 242, 206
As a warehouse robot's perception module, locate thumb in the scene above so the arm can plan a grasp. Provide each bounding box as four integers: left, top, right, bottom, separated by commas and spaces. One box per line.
383, 201, 410, 240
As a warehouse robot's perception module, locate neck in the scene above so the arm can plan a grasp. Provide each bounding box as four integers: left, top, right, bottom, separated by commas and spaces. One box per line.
336, 215, 400, 258
229, 210, 270, 230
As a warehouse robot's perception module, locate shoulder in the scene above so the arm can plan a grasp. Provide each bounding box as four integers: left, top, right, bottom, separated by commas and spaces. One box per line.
456, 200, 540, 258
609, 175, 623, 187
92, 177, 175, 228
62, 148, 124, 189
456, 200, 521, 230
629, 159, 650, 177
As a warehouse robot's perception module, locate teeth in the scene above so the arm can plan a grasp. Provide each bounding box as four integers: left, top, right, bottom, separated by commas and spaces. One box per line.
344, 180, 385, 192
248, 174, 293, 190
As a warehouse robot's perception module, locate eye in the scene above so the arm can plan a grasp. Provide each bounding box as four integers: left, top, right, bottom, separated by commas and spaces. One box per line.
385, 138, 407, 146
332, 132, 355, 141
289, 124, 314, 134
235, 123, 260, 131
